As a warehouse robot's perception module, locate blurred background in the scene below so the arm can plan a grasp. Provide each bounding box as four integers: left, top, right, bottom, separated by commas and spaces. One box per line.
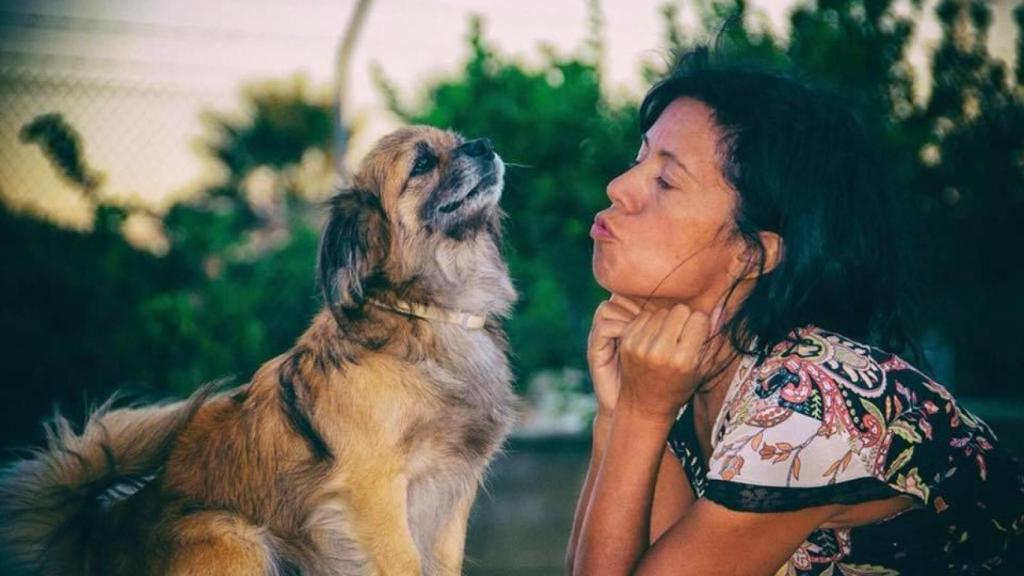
0, 0, 1021, 573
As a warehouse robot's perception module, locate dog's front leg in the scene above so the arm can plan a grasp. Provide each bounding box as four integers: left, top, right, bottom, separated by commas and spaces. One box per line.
433, 482, 479, 576
347, 472, 422, 576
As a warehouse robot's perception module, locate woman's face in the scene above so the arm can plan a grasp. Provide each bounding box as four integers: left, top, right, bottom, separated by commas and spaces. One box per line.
591, 97, 749, 313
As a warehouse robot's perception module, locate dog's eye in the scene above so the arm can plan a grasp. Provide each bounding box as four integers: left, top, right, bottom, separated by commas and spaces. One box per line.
410, 154, 437, 178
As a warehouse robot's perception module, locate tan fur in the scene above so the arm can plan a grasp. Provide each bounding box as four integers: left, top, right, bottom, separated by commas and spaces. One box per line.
0, 127, 518, 575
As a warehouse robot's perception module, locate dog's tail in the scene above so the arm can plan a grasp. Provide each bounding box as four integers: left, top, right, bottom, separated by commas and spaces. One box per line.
0, 382, 218, 575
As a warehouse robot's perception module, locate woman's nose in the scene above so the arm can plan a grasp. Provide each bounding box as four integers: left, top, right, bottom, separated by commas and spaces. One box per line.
606, 168, 642, 213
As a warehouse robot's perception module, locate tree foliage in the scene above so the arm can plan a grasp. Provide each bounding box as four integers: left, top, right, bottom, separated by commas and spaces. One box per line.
0, 77, 331, 448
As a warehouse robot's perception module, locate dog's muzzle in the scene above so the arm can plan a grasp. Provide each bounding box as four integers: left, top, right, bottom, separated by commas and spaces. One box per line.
434, 139, 504, 216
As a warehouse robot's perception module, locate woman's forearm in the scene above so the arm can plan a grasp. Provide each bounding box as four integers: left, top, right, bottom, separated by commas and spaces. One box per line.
566, 411, 614, 574
572, 406, 674, 576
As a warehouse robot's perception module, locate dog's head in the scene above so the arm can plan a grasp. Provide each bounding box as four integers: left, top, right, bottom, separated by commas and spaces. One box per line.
318, 126, 514, 323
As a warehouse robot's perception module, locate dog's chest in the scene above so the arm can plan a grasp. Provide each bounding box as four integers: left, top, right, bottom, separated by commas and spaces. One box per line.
412, 330, 515, 462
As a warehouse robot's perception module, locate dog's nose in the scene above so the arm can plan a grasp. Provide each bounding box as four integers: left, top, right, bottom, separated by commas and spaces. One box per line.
459, 138, 494, 159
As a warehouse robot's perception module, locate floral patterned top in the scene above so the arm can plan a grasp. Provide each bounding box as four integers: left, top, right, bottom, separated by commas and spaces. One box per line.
667, 324, 1024, 575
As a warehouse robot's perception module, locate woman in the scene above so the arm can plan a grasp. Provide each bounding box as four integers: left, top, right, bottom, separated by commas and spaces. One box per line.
566, 47, 1023, 575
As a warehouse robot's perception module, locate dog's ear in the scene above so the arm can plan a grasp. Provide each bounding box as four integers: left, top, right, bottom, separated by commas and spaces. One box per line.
317, 189, 389, 315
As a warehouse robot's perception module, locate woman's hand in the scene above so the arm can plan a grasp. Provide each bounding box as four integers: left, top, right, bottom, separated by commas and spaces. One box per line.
616, 303, 718, 424
586, 295, 643, 417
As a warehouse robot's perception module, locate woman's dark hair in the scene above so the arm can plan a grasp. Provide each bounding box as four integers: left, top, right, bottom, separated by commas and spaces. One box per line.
640, 46, 927, 373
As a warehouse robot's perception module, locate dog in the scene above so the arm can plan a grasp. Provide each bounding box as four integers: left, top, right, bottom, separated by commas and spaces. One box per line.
0, 126, 518, 575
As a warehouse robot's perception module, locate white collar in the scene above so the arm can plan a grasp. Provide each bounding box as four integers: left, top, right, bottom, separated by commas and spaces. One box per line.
365, 298, 487, 330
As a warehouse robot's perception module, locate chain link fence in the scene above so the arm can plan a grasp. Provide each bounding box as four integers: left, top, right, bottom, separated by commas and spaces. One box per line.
0, 59, 233, 228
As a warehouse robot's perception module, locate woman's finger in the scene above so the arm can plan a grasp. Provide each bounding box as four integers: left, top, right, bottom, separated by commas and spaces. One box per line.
677, 311, 711, 358
638, 307, 672, 353
650, 304, 692, 357
622, 308, 655, 344
591, 318, 630, 347
597, 300, 640, 323
609, 293, 644, 316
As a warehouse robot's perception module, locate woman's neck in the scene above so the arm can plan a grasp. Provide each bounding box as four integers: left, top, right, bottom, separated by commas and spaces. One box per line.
694, 347, 741, 400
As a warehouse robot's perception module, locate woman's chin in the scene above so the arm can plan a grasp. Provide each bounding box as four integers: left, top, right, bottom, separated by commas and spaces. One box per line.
591, 253, 614, 291
592, 264, 628, 295
593, 248, 642, 294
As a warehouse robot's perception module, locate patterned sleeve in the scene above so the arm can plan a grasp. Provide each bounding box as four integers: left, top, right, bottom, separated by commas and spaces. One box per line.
703, 329, 944, 513
866, 354, 1024, 566
702, 326, 1024, 569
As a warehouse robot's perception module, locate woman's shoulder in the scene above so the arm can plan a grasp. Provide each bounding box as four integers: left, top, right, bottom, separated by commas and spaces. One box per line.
710, 324, 1024, 569
747, 323, 956, 419
712, 323, 1007, 500
735, 323, 999, 453
710, 324, 911, 490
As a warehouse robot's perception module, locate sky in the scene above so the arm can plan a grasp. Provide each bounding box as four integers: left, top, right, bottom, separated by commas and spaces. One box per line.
0, 0, 1019, 228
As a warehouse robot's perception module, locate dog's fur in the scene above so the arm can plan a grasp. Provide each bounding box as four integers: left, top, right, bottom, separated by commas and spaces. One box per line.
0, 126, 518, 575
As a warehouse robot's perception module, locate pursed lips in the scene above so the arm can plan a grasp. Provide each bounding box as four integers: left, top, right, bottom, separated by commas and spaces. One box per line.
590, 213, 616, 240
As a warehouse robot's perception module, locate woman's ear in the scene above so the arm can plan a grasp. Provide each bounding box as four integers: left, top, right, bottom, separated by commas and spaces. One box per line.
732, 231, 784, 281
317, 188, 389, 314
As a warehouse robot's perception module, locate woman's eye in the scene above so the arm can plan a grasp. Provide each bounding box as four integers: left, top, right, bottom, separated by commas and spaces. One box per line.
656, 176, 673, 190
410, 154, 436, 177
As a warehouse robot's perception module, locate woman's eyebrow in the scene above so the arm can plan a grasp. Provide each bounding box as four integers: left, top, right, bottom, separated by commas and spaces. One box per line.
641, 134, 698, 182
